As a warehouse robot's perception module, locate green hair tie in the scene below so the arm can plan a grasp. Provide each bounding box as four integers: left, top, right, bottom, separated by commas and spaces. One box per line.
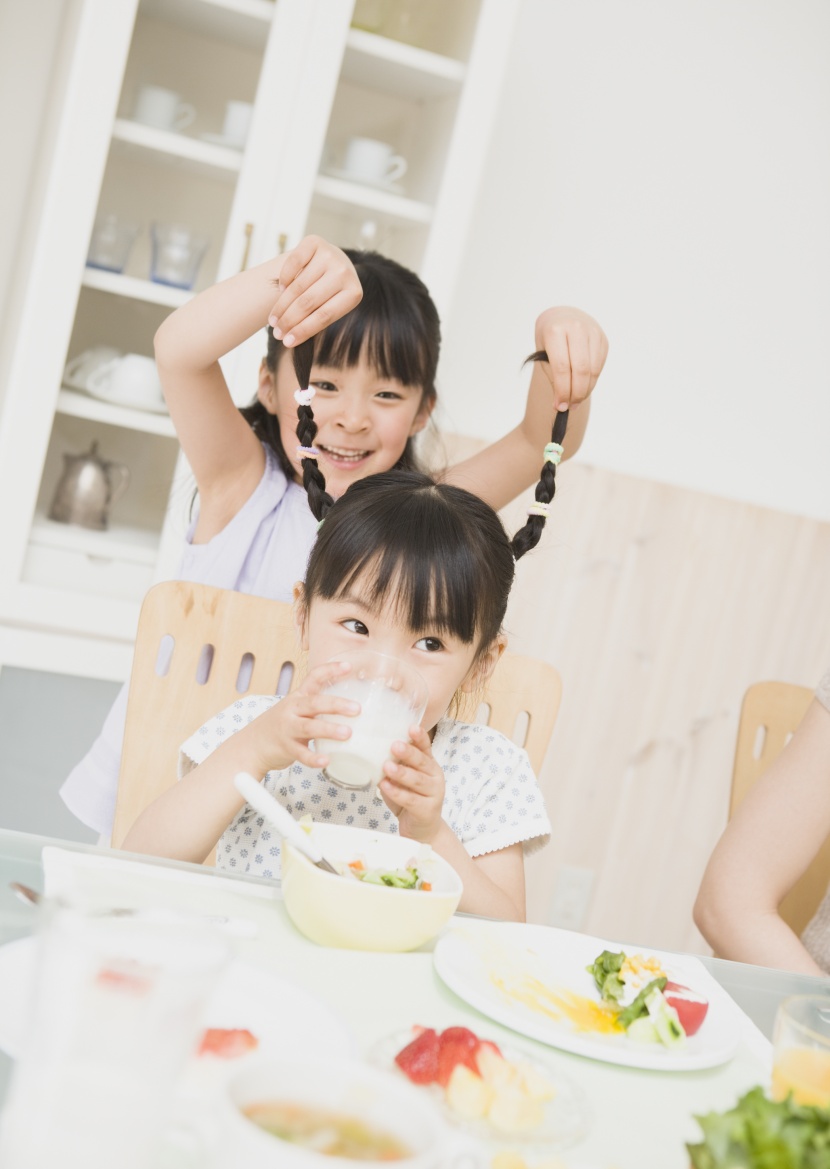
544, 441, 564, 466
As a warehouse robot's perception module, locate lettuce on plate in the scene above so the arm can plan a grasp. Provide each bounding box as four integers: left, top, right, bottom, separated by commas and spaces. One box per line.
687, 1086, 830, 1169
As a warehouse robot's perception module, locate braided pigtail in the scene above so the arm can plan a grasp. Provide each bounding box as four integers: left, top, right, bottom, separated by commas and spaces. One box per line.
293, 339, 335, 523
510, 351, 568, 562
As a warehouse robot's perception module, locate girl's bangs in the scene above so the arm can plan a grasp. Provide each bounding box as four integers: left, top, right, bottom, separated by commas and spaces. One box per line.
314, 297, 431, 391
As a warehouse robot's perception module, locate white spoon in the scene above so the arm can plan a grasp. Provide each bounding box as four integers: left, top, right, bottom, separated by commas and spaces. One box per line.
233, 772, 341, 876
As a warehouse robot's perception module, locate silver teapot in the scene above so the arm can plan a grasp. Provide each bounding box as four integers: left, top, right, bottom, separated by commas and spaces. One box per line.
48, 441, 130, 531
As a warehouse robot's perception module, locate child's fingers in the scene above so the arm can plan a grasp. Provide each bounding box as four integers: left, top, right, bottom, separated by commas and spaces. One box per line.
565, 325, 593, 404
280, 289, 361, 349
540, 326, 573, 411
276, 235, 321, 290
299, 659, 353, 696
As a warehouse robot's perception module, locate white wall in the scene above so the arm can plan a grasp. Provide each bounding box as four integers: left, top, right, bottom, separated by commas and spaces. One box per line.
439, 0, 830, 522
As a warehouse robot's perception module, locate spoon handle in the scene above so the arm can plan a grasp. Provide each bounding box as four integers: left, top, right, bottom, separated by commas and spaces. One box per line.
233, 772, 338, 874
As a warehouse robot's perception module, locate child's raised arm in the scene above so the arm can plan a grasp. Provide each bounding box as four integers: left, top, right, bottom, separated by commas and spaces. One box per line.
153, 236, 361, 542
443, 306, 608, 511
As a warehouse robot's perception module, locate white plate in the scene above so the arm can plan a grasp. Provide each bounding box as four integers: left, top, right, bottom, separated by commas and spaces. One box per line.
0, 937, 355, 1073
369, 1027, 591, 1154
433, 923, 742, 1072
321, 166, 405, 194
200, 131, 245, 150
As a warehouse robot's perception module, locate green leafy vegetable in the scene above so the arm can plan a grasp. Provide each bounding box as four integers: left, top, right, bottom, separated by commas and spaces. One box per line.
586, 949, 627, 1003
617, 976, 667, 1028
687, 1086, 830, 1169
355, 866, 420, 889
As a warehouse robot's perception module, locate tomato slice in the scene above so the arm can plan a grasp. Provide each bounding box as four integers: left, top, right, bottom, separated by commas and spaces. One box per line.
198, 1027, 259, 1059
663, 981, 709, 1036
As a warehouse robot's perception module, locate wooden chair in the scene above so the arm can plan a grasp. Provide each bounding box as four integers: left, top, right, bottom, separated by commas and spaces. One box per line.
730, 680, 821, 935
112, 580, 563, 849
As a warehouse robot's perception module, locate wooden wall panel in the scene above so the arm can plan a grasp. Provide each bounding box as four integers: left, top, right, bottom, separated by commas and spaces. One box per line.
429, 435, 830, 954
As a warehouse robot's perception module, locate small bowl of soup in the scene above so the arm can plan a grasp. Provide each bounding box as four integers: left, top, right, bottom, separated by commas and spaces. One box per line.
218, 1057, 471, 1168
281, 822, 463, 952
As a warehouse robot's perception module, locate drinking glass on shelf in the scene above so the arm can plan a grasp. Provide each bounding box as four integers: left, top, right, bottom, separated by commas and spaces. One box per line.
86, 212, 140, 273
0, 901, 229, 1169
150, 223, 209, 290
772, 994, 830, 1106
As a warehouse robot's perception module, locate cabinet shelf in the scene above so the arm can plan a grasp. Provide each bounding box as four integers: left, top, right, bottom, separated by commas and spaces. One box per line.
139, 0, 274, 50
111, 119, 243, 181
342, 29, 466, 100
29, 514, 160, 566
81, 268, 192, 309
313, 175, 432, 226
56, 390, 178, 439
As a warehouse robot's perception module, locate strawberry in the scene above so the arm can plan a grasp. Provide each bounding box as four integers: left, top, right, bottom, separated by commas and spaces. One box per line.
436, 1026, 482, 1087
663, 981, 709, 1037
395, 1027, 441, 1084
197, 1027, 259, 1059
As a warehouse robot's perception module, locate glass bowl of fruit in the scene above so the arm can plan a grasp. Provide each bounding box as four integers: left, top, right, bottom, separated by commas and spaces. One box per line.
369, 1023, 591, 1155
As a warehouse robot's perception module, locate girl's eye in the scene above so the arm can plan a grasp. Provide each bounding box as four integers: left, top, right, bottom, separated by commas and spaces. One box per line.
342, 619, 369, 635
311, 380, 337, 393
375, 390, 404, 401
415, 636, 443, 653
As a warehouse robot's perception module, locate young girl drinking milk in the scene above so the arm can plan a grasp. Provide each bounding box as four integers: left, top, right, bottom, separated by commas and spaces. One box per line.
62, 236, 606, 839
122, 349, 568, 920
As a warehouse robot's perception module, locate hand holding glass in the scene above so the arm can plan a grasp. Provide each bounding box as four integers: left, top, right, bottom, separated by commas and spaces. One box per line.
313, 649, 428, 791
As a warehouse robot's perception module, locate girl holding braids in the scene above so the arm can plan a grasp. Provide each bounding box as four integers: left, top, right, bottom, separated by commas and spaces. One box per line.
62, 235, 604, 840
122, 350, 567, 920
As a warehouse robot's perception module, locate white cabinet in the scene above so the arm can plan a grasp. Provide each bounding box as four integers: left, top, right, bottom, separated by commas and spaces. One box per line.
0, 0, 518, 684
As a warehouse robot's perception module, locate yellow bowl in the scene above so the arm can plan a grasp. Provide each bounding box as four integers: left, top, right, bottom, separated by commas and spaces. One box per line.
281, 823, 462, 952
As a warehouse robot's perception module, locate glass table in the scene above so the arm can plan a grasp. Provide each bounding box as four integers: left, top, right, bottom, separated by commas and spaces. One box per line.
0, 826, 827, 1164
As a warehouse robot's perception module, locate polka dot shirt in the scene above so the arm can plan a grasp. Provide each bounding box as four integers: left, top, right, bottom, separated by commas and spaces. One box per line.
179, 695, 552, 881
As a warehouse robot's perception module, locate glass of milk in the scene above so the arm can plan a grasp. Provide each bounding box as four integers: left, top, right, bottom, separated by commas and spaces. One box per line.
314, 649, 428, 790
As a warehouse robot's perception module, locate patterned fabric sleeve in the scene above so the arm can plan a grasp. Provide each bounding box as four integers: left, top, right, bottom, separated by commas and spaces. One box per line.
816, 666, 830, 713
178, 694, 279, 777
437, 721, 552, 858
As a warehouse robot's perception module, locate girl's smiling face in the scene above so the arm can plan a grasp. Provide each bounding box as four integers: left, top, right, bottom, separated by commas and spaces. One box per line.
259, 351, 432, 499
295, 581, 504, 735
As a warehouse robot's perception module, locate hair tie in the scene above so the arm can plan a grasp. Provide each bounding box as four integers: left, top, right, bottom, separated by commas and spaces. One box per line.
527, 501, 552, 518
294, 387, 316, 406
544, 441, 564, 466
296, 445, 320, 460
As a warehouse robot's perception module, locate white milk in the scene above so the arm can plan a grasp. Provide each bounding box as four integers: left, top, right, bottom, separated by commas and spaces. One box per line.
315, 677, 419, 790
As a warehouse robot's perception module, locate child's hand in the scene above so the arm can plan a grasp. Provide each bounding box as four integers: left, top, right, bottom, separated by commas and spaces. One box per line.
250, 660, 359, 773
535, 306, 609, 413
379, 726, 446, 844
268, 235, 363, 348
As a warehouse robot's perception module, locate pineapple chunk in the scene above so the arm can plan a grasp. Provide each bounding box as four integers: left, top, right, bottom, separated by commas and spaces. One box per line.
446, 1063, 493, 1119
514, 1059, 557, 1102
488, 1084, 545, 1133
477, 1045, 515, 1090
490, 1154, 528, 1169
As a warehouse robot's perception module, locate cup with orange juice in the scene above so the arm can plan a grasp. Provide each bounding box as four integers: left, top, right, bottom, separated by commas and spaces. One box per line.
772, 994, 830, 1106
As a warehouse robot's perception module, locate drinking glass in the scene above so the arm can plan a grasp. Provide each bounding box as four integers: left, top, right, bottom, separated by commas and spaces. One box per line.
86, 212, 140, 273
150, 223, 209, 290
772, 994, 830, 1106
0, 901, 229, 1169
313, 649, 428, 791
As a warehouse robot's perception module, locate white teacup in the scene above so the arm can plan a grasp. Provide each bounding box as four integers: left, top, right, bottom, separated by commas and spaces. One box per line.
63, 347, 122, 392
342, 136, 407, 185
222, 100, 253, 146
313, 649, 428, 791
133, 84, 196, 132
217, 1058, 481, 1169
85, 354, 166, 412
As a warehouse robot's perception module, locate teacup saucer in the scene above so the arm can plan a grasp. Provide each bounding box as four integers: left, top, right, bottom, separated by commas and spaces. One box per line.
200, 131, 246, 151
322, 166, 405, 195
68, 383, 169, 415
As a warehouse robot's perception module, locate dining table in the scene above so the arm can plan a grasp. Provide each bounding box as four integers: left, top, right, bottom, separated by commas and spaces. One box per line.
0, 824, 827, 1168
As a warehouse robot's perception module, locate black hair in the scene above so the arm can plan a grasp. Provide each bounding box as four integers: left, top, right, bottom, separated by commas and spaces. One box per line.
301, 353, 568, 653
239, 249, 440, 485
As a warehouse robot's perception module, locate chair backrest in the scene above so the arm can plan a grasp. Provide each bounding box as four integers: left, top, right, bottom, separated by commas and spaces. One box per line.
112, 580, 563, 848
112, 581, 302, 848
730, 680, 820, 935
